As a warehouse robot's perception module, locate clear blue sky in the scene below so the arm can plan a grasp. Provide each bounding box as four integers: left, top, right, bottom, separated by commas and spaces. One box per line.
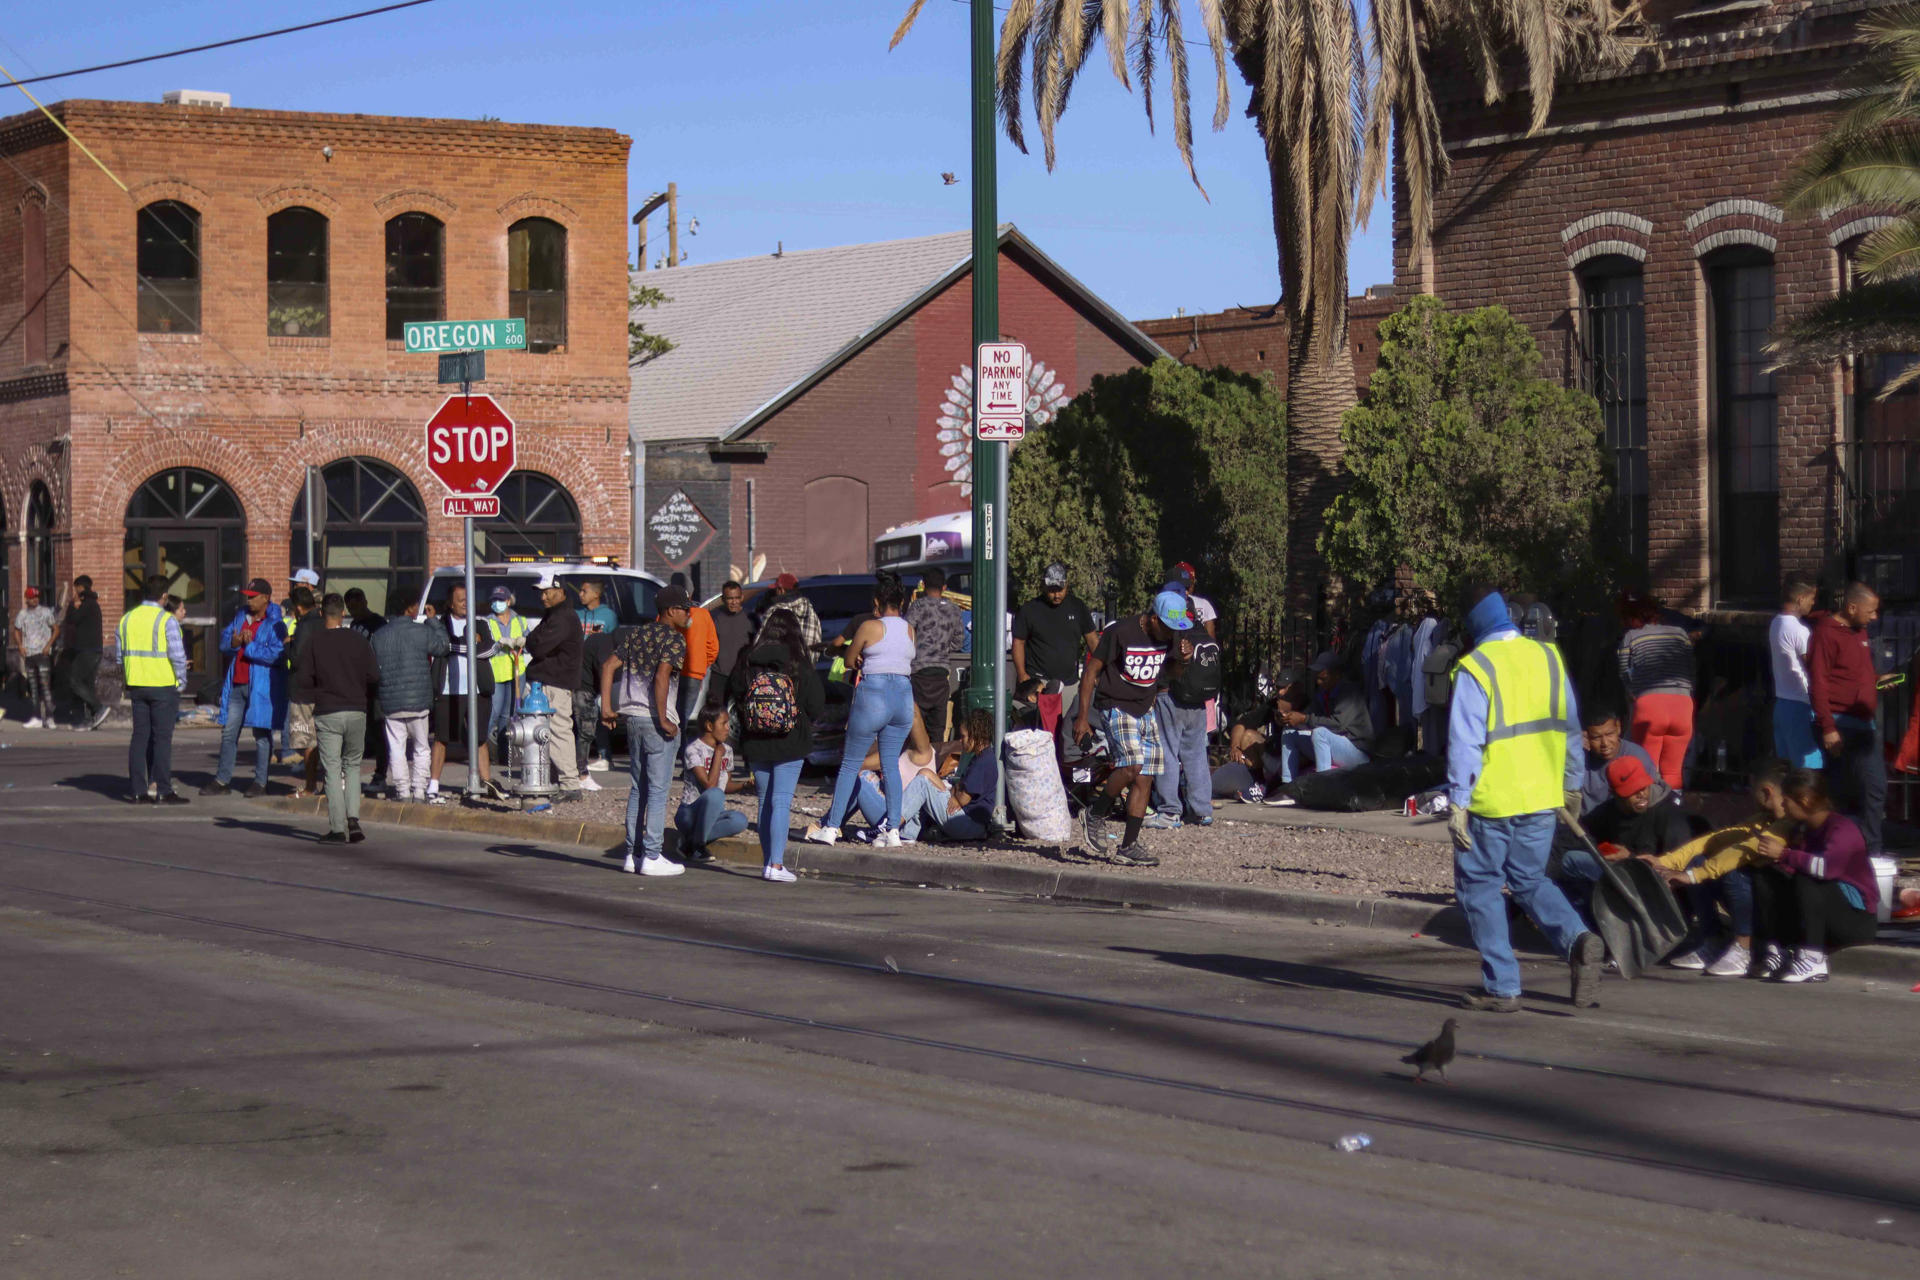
3, 0, 1397, 319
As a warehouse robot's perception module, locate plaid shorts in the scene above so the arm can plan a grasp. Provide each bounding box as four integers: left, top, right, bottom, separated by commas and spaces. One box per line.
1099, 704, 1164, 776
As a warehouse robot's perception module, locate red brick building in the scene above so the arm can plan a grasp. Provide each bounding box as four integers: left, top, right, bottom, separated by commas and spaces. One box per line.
630, 227, 1165, 594
1134, 290, 1397, 396
1402, 0, 1908, 612
0, 96, 631, 680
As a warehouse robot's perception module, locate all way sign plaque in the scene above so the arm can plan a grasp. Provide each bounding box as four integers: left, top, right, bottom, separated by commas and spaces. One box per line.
442, 495, 501, 518
404, 318, 527, 354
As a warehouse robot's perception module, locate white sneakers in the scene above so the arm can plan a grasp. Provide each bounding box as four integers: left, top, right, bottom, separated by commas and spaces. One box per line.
875, 823, 901, 849
577, 773, 603, 792
1779, 948, 1829, 983
1668, 941, 1713, 971
1705, 942, 1751, 977
763, 864, 797, 883
803, 825, 840, 845
622, 852, 685, 877
23, 717, 43, 729
586, 757, 610, 773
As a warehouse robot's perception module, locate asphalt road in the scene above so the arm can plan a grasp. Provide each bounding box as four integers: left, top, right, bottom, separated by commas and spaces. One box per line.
4, 727, 1919, 1278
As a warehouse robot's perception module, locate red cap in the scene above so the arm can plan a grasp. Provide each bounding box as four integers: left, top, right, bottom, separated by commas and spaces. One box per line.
1606, 756, 1654, 799
775, 572, 799, 591
23, 585, 39, 599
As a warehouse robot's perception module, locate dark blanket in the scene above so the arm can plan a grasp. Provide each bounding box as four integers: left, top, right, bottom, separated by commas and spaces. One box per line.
1590, 855, 1688, 980
1289, 755, 1448, 812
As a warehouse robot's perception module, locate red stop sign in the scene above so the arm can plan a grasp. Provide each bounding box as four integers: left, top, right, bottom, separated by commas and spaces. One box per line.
424, 394, 516, 495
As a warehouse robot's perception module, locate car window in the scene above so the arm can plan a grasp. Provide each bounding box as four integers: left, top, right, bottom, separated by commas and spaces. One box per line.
606, 576, 658, 625
800, 584, 884, 621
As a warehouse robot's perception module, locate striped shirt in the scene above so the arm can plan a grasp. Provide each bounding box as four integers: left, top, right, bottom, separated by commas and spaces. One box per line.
1616, 623, 1694, 699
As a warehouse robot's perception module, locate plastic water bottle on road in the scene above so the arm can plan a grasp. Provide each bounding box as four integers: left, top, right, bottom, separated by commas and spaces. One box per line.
1332, 1133, 1372, 1153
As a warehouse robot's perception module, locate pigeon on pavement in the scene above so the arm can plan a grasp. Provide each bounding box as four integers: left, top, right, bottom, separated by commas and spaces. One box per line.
1402, 1018, 1458, 1084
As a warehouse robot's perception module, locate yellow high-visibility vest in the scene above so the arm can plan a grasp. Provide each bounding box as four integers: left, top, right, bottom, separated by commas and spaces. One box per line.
489, 612, 529, 683
118, 602, 175, 688
1455, 635, 1573, 819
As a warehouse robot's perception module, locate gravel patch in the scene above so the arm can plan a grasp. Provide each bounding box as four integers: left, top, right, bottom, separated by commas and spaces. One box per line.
519, 769, 1457, 902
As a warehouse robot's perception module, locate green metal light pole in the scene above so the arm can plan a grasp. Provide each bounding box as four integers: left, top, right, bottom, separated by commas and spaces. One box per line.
967, 0, 1001, 731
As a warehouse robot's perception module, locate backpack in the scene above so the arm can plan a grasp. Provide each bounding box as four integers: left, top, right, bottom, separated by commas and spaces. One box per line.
743, 667, 800, 737
1169, 636, 1223, 707
1421, 640, 1462, 708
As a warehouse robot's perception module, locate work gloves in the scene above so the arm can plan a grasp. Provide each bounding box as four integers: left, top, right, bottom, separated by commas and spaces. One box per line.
1448, 805, 1472, 852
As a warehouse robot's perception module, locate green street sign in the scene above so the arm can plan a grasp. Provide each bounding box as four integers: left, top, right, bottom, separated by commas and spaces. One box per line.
403, 318, 526, 354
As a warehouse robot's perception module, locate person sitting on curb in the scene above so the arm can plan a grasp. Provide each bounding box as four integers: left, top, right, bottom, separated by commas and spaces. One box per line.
1750, 768, 1881, 983
1262, 651, 1374, 807
1642, 758, 1791, 977
1212, 668, 1305, 804
895, 709, 998, 844
1586, 755, 1691, 858
675, 703, 749, 862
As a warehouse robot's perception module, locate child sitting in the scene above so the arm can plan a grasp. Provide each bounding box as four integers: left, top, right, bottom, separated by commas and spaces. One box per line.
898, 709, 998, 843
1643, 758, 1791, 977
675, 704, 749, 861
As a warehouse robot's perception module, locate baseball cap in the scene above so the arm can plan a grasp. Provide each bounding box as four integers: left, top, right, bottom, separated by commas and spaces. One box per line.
23, 585, 39, 599
291, 567, 320, 587
1042, 562, 1068, 589
533, 570, 560, 591
1308, 651, 1342, 674
656, 585, 691, 612
489, 585, 514, 603
775, 572, 799, 591
243, 577, 272, 598
1607, 756, 1654, 799
1151, 589, 1194, 632
1168, 562, 1196, 587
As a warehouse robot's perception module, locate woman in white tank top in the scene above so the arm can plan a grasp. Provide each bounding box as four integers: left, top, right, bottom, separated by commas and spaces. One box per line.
806, 573, 918, 846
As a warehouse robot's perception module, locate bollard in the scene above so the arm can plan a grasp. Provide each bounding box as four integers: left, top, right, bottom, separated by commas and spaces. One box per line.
509, 681, 558, 811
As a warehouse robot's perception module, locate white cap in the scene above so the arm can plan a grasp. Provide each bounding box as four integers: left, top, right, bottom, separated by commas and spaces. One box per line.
534, 570, 560, 590
291, 568, 320, 586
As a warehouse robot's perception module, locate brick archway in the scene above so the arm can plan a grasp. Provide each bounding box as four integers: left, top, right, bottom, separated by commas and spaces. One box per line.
1560, 211, 1651, 269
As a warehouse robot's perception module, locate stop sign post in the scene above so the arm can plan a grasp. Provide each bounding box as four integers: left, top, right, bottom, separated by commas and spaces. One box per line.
421, 384, 518, 803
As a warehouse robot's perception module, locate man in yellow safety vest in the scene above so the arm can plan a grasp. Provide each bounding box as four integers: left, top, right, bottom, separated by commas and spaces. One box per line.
486, 585, 531, 752
119, 572, 191, 806
1446, 584, 1604, 1013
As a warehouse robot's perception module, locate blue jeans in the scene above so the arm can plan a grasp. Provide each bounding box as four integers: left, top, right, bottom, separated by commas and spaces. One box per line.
890, 771, 987, 841
623, 714, 679, 861
1275, 725, 1368, 783
1455, 811, 1591, 998
676, 786, 748, 850
129, 685, 179, 797
1151, 695, 1213, 822
824, 672, 914, 830
751, 758, 805, 867
1771, 698, 1822, 768
1686, 858, 1754, 938
216, 684, 271, 787
1826, 714, 1886, 855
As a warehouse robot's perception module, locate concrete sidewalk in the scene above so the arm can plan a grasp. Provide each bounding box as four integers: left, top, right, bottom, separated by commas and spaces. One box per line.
254, 792, 1920, 981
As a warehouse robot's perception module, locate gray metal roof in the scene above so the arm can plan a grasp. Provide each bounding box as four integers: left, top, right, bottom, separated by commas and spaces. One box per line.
628, 225, 1166, 444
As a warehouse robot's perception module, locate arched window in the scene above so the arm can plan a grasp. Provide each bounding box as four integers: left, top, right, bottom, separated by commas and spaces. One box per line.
267, 207, 329, 337
477, 472, 581, 560
137, 200, 200, 333
385, 212, 444, 339
508, 217, 567, 352
1578, 255, 1648, 568
22, 192, 47, 364
1706, 246, 1778, 606
25, 481, 55, 595
290, 457, 427, 613
124, 467, 246, 679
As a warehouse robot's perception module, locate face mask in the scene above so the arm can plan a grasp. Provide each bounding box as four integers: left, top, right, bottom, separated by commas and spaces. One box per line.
491, 600, 508, 614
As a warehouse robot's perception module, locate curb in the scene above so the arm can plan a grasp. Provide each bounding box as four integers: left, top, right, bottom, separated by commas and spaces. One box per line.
253, 795, 1920, 982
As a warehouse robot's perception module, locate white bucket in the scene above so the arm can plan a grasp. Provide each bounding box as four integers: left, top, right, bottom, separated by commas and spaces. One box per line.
1871, 855, 1897, 924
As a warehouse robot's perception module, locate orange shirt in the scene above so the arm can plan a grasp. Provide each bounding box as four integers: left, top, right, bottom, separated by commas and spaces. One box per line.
676, 606, 721, 679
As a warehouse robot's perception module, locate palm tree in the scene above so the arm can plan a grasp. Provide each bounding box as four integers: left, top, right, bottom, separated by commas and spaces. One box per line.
890, 0, 1631, 583
1777, 6, 1920, 393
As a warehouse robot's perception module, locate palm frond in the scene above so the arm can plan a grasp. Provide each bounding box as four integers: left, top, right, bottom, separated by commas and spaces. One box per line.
997, 0, 1037, 151
1780, 122, 1920, 214
1770, 277, 1920, 377
1855, 214, 1920, 279
888, 0, 931, 51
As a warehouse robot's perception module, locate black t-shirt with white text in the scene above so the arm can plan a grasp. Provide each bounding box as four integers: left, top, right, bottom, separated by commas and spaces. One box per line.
1012, 594, 1096, 684
1092, 615, 1169, 716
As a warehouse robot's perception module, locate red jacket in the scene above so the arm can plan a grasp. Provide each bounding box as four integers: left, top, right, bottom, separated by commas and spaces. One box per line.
1805, 611, 1876, 736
